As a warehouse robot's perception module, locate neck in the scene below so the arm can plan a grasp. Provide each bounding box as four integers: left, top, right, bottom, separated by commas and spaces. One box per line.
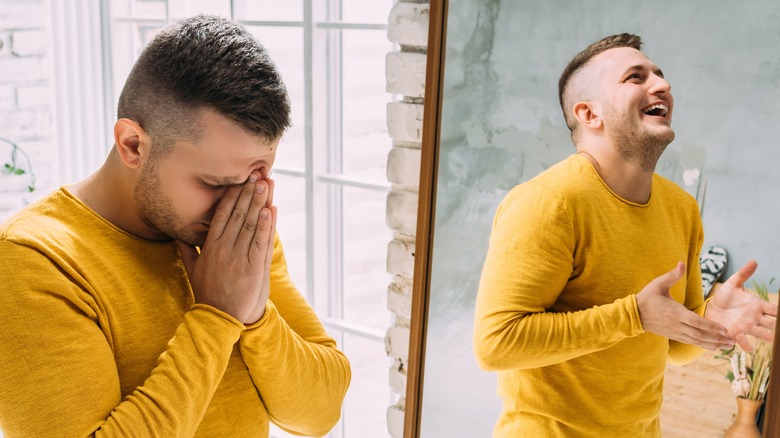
577, 147, 655, 204
68, 148, 159, 240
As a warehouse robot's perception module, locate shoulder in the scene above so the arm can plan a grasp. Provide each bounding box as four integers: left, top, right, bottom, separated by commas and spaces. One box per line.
1, 188, 81, 249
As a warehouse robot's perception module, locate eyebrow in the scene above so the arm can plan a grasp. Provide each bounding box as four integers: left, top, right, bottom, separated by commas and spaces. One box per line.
624, 64, 665, 78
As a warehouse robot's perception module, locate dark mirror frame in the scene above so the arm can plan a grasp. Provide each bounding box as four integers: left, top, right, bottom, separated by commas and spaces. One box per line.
404, 0, 447, 436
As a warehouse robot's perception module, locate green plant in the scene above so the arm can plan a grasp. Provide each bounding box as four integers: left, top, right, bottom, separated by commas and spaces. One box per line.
715, 279, 775, 401
0, 136, 36, 192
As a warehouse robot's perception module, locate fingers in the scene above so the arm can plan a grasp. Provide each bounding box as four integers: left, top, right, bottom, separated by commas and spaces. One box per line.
175, 240, 199, 274
220, 173, 266, 246
735, 333, 754, 352
234, 179, 270, 258
248, 205, 275, 265
724, 259, 758, 289
206, 185, 243, 243
762, 301, 778, 318
265, 177, 275, 207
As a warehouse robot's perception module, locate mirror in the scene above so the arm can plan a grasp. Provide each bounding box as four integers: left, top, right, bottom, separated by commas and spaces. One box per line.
406, 0, 780, 436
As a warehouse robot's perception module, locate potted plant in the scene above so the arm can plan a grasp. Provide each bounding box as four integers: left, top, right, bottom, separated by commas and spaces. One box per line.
716, 280, 775, 438
0, 136, 36, 193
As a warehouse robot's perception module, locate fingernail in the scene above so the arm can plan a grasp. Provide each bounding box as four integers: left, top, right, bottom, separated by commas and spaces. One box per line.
256, 183, 265, 193
249, 174, 258, 183
261, 209, 269, 218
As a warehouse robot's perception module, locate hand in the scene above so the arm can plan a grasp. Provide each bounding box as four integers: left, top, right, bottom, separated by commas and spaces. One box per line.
705, 260, 777, 352
636, 262, 735, 350
176, 171, 275, 324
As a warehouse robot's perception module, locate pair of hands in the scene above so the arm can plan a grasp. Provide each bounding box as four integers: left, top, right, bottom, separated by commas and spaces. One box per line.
177, 171, 276, 325
637, 260, 777, 351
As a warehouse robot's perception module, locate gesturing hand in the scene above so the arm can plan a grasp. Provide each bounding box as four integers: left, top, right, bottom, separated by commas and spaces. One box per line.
176, 171, 277, 325
636, 262, 735, 350
705, 260, 777, 352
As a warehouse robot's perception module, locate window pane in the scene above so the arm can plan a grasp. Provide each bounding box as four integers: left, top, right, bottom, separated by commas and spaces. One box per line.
273, 173, 308, 298
167, 0, 232, 20
109, 21, 165, 112
110, 0, 167, 19
234, 0, 303, 22
340, 333, 392, 438
247, 26, 306, 170
342, 0, 393, 24
342, 186, 390, 331
341, 29, 392, 181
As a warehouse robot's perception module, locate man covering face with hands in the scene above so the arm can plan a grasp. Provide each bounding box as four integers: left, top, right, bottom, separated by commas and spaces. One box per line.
0, 15, 350, 437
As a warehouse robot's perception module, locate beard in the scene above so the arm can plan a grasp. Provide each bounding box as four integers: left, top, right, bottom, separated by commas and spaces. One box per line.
134, 160, 207, 247
605, 106, 675, 172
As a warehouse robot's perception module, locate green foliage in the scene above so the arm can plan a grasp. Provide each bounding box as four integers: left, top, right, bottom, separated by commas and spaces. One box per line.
0, 137, 36, 192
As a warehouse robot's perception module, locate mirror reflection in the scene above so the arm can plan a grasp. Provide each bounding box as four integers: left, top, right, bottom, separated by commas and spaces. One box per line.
418, 1, 780, 437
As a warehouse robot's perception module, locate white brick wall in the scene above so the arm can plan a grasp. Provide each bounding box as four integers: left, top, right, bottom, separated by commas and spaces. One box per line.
0, 0, 56, 222
385, 1, 429, 436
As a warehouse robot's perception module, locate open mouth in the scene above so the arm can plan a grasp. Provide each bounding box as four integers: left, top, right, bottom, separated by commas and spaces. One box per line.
642, 103, 668, 118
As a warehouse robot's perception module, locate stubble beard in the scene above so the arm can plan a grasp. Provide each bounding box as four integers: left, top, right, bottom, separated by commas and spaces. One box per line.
134, 160, 205, 247
607, 109, 675, 172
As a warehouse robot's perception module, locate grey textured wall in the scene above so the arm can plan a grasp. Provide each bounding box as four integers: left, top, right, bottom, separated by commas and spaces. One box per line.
420, 1, 780, 436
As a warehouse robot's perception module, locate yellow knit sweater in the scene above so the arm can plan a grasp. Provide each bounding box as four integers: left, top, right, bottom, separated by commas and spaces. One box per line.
474, 154, 706, 437
0, 188, 350, 437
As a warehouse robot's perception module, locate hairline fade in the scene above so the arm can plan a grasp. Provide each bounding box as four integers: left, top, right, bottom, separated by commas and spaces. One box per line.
117, 14, 291, 160
558, 33, 643, 138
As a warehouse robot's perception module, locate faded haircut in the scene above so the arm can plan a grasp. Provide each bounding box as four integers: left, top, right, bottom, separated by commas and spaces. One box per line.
117, 15, 291, 159
558, 33, 642, 139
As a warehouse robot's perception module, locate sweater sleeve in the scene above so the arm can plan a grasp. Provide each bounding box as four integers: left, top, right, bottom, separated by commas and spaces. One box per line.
667, 216, 707, 365
0, 239, 243, 438
239, 234, 351, 437
473, 186, 645, 372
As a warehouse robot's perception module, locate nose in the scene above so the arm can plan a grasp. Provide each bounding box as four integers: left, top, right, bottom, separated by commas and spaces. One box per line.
649, 73, 671, 95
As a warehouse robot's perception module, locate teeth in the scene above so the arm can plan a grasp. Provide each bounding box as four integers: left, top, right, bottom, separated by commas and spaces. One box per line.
643, 103, 668, 116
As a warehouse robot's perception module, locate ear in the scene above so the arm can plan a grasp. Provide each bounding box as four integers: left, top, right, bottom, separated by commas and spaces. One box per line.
114, 118, 151, 169
572, 101, 603, 131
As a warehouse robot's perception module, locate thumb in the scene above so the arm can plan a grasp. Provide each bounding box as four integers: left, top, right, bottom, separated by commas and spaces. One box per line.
724, 259, 758, 289
175, 240, 199, 274
656, 261, 685, 290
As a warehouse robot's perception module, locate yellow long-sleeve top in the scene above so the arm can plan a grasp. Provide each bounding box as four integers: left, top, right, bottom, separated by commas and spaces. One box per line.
474, 154, 706, 437
0, 188, 351, 437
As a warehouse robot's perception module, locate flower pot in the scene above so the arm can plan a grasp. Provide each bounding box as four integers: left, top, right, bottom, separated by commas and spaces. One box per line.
724, 397, 763, 438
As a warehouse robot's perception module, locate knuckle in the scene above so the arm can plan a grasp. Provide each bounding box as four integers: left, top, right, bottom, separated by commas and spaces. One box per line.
231, 208, 247, 222
242, 220, 257, 232
213, 206, 231, 222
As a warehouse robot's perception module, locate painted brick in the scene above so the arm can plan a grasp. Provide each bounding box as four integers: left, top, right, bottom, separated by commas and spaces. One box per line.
0, 85, 14, 109
386, 189, 418, 236
386, 51, 426, 98
387, 101, 423, 143
387, 275, 413, 319
387, 239, 415, 278
0, 2, 46, 30
0, 57, 46, 83
0, 109, 51, 138
388, 2, 430, 47
385, 326, 410, 361
16, 84, 50, 108
389, 364, 408, 395
11, 29, 48, 56
0, 32, 10, 57
387, 145, 421, 187
15, 139, 52, 161
387, 400, 405, 438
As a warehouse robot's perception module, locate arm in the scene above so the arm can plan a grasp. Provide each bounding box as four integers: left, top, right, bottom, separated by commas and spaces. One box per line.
239, 234, 351, 437
473, 187, 645, 372
0, 240, 243, 438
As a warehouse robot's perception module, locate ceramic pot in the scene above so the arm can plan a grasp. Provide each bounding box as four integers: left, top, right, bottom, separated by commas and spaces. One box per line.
723, 397, 763, 438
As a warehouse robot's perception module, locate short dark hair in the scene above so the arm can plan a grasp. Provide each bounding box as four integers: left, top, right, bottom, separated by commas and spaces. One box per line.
558, 33, 642, 135
117, 15, 291, 156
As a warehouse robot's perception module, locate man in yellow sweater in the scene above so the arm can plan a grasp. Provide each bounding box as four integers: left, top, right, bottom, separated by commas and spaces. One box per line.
0, 15, 350, 437
473, 33, 777, 437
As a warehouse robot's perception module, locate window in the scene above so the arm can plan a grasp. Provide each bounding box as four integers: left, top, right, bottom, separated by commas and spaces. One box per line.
104, 1, 395, 437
